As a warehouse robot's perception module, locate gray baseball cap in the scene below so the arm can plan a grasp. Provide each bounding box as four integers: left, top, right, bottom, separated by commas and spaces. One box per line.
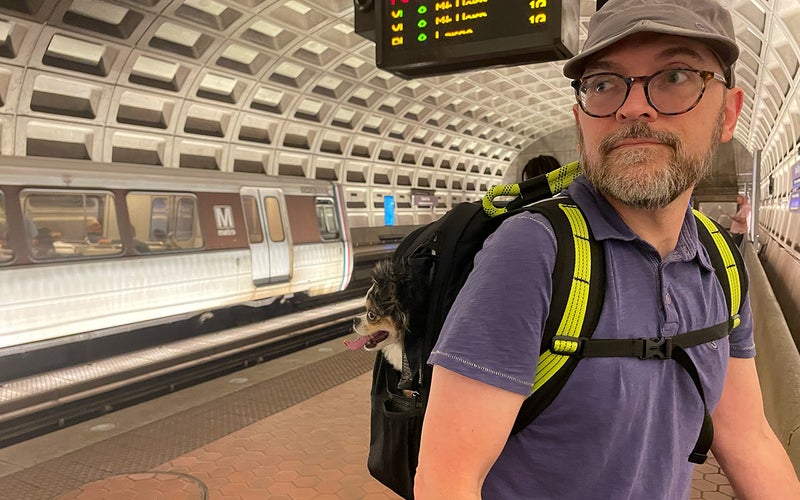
563, 0, 739, 87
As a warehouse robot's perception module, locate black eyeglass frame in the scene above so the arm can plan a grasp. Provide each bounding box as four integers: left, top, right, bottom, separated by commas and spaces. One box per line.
571, 68, 728, 118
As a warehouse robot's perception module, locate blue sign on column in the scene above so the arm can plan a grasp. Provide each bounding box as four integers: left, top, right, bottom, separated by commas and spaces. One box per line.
384, 195, 395, 226
790, 191, 800, 212
792, 159, 800, 190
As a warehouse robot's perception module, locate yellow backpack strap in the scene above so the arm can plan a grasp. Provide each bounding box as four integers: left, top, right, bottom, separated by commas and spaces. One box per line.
511, 197, 605, 434
545, 160, 582, 194
533, 202, 593, 388
692, 210, 748, 329
483, 161, 582, 217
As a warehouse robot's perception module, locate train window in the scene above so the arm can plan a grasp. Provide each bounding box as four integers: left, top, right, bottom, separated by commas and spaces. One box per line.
127, 192, 204, 252
264, 196, 285, 243
285, 195, 327, 244
316, 198, 340, 241
19, 189, 122, 261
0, 191, 12, 263
149, 196, 170, 241
241, 195, 264, 243
174, 198, 196, 241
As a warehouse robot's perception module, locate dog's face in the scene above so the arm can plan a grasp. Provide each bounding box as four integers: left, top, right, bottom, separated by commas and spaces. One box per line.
351, 295, 404, 350
344, 259, 408, 355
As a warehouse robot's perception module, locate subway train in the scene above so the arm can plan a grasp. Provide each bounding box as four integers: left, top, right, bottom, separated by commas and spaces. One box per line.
0, 156, 353, 351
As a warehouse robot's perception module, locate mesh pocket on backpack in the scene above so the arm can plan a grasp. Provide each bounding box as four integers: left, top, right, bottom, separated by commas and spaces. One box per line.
367, 393, 424, 500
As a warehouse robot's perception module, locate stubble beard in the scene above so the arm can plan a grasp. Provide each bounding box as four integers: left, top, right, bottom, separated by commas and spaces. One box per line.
577, 111, 724, 211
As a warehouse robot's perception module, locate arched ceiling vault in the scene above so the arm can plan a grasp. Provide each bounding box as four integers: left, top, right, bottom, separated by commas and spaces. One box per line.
0, 0, 798, 221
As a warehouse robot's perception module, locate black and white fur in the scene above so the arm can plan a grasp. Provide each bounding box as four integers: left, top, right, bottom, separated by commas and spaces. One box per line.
345, 259, 411, 371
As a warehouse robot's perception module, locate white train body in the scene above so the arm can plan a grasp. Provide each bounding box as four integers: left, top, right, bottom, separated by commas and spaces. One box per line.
0, 157, 353, 350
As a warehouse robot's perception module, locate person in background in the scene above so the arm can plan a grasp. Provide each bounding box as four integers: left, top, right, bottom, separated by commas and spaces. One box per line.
85, 219, 104, 243
521, 154, 561, 181
729, 193, 751, 245
32, 227, 56, 258
414, 0, 800, 498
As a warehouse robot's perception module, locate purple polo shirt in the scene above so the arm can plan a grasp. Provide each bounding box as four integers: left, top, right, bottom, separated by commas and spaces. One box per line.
428, 176, 755, 499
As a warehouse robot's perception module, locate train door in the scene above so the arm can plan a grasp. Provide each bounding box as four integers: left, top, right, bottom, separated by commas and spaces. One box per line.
240, 187, 291, 286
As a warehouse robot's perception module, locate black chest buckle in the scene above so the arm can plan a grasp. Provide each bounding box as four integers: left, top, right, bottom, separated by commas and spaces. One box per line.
639, 336, 673, 360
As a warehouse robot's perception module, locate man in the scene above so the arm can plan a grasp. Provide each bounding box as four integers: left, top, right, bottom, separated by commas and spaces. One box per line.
85, 219, 104, 243
730, 193, 751, 245
414, 0, 800, 498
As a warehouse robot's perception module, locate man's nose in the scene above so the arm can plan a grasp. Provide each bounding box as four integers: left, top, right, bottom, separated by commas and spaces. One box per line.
616, 81, 657, 121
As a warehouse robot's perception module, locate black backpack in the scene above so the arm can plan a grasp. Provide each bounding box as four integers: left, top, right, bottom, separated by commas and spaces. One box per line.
367, 162, 747, 499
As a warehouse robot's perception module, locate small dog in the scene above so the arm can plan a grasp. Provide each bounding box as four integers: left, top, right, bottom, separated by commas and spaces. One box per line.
344, 259, 410, 372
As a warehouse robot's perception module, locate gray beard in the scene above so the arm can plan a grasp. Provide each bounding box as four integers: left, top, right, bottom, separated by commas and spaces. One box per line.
578, 115, 723, 211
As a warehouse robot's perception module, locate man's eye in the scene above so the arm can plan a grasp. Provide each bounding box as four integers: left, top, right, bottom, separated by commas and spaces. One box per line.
367, 310, 378, 322
585, 77, 617, 94
663, 69, 689, 85
593, 80, 611, 93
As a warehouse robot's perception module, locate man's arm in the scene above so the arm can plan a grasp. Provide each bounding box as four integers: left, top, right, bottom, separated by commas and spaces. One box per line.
711, 357, 800, 497
731, 214, 747, 223
732, 204, 752, 224
414, 365, 525, 499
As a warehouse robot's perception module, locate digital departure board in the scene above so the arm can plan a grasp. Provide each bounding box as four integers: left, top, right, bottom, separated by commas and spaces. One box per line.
375, 0, 579, 79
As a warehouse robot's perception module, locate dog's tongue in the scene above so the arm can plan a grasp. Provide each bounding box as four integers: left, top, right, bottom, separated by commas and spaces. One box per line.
344, 336, 369, 350
344, 330, 390, 351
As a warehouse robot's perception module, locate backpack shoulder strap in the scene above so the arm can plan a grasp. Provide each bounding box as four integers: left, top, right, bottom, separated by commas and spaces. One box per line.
510, 196, 605, 434
692, 209, 748, 329
531, 211, 747, 464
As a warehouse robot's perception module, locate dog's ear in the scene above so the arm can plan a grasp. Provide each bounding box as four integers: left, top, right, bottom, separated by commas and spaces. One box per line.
369, 259, 415, 311
369, 260, 403, 306
391, 259, 415, 308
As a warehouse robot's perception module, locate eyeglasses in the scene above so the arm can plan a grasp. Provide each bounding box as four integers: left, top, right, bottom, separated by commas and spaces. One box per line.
571, 68, 727, 118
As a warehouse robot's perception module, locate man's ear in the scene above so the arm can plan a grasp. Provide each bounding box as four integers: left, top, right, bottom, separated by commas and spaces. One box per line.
572, 104, 584, 153
720, 87, 744, 143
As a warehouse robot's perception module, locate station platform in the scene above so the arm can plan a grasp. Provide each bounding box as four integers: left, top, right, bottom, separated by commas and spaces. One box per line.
0, 335, 738, 499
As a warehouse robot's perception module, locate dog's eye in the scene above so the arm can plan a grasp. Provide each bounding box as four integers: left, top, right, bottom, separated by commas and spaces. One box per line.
366, 310, 378, 322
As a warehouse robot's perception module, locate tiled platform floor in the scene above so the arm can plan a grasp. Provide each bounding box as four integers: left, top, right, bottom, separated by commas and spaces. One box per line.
58, 370, 394, 499
0, 336, 737, 499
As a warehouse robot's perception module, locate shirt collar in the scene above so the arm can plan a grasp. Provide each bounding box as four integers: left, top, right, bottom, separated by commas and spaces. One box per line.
566, 176, 714, 270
